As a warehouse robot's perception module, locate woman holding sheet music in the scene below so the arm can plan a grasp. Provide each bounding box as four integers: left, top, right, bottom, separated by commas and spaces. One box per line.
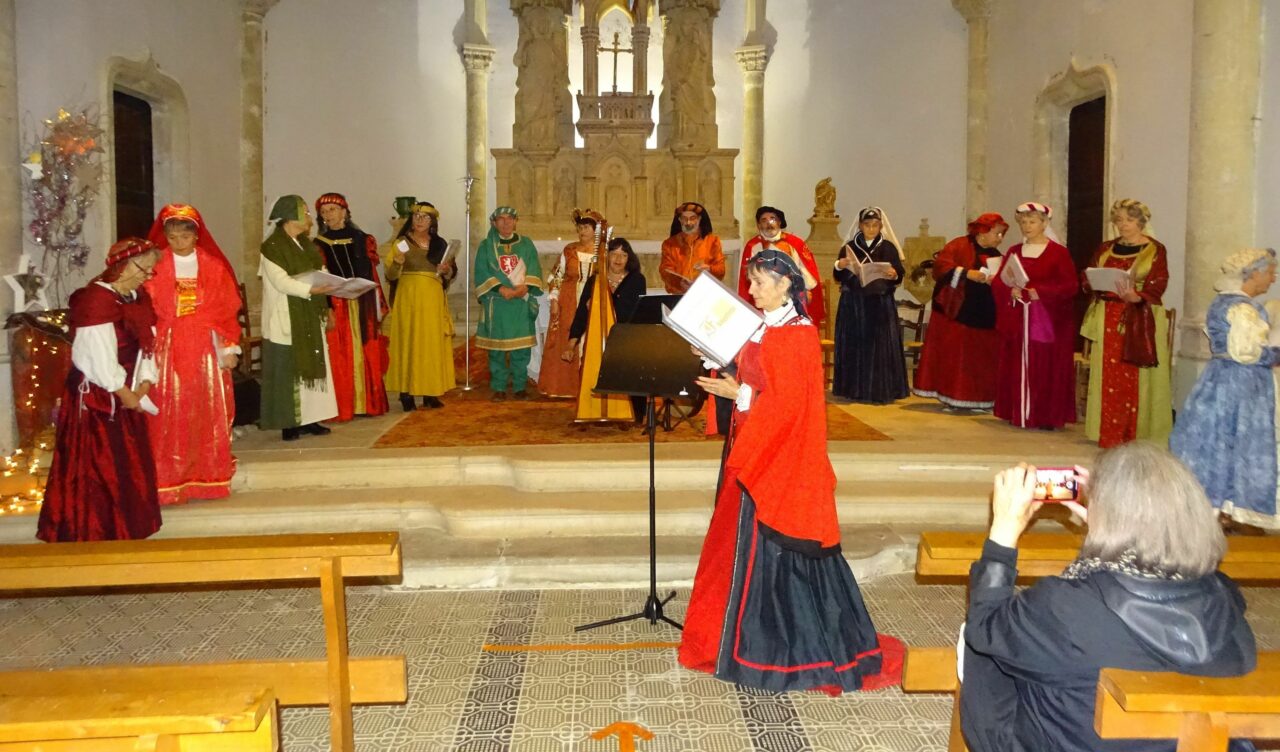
913, 212, 1007, 411
831, 207, 909, 403
1079, 199, 1172, 448
991, 202, 1078, 430
679, 249, 903, 694
380, 201, 456, 411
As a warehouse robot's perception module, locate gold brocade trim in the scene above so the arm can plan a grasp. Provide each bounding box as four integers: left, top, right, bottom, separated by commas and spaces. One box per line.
474, 335, 536, 351
475, 277, 501, 297
316, 236, 353, 247
176, 278, 198, 317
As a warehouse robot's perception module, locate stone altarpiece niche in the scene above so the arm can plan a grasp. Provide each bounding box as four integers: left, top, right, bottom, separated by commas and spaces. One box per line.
493, 0, 738, 240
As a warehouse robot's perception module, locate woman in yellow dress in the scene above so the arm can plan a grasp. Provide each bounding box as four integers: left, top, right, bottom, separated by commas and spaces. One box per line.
380, 202, 456, 410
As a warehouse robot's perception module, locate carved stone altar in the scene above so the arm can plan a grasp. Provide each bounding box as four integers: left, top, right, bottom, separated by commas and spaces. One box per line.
492, 0, 739, 241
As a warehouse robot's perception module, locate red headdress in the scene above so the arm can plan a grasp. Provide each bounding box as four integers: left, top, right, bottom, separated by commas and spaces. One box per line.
146, 203, 236, 279
967, 212, 1008, 236
316, 192, 349, 212
105, 237, 157, 268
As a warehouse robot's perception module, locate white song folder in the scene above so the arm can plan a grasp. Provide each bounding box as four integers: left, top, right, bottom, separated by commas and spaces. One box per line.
660, 271, 764, 368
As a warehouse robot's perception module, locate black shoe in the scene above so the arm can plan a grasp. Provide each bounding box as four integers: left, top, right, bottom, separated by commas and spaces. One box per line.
423, 396, 444, 409
511, 390, 529, 401
400, 393, 415, 412
301, 423, 332, 436
491, 391, 507, 402
282, 427, 301, 441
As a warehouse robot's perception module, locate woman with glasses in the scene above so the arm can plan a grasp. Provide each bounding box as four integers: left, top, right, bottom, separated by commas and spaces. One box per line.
142, 204, 242, 505
38, 238, 165, 542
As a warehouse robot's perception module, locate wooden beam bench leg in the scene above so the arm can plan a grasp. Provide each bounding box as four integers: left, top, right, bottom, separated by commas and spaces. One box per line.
949, 686, 969, 752
320, 556, 354, 752
1177, 712, 1230, 752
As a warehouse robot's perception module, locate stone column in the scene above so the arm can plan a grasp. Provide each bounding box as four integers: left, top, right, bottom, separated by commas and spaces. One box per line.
581, 24, 599, 97
462, 43, 495, 251
631, 24, 650, 94
0, 0, 20, 450
735, 45, 768, 226
1181, 0, 1262, 371
952, 0, 990, 220
239, 0, 278, 304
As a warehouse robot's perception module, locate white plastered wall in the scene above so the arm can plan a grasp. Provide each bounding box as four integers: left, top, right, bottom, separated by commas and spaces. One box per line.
3, 0, 242, 452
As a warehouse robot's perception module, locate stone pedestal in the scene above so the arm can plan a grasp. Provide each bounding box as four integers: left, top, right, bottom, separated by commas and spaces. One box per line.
1181, 0, 1262, 375
805, 215, 844, 275
0, 0, 20, 450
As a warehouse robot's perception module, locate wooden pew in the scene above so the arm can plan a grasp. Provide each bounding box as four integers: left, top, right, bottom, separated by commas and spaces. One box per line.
916, 531, 1280, 581
904, 646, 1280, 752
1096, 652, 1280, 751
903, 646, 968, 752
0, 688, 277, 751
0, 532, 408, 752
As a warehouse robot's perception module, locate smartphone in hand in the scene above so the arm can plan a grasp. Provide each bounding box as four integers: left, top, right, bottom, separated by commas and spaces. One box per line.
1033, 467, 1079, 502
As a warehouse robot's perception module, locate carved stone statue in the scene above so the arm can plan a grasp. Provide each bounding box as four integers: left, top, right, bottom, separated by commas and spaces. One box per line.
653, 166, 675, 215
659, 3, 718, 149
814, 177, 837, 218
553, 166, 575, 217
513, 5, 570, 150
699, 164, 721, 216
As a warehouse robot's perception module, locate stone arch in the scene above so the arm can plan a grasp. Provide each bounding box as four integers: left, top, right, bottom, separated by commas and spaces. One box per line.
1031, 59, 1117, 245
100, 53, 190, 244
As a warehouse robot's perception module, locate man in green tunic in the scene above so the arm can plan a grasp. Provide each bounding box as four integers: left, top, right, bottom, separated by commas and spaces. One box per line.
474, 206, 544, 400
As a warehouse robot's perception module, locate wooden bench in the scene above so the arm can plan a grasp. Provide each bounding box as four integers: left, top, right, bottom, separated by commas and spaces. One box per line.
1096, 652, 1280, 751
0, 532, 408, 752
0, 688, 277, 751
916, 531, 1280, 582
904, 646, 1280, 752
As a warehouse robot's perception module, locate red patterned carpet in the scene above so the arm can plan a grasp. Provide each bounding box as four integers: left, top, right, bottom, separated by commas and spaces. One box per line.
374, 386, 890, 448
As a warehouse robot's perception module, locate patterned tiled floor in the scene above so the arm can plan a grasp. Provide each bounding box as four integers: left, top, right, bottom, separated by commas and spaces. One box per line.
2, 575, 1278, 751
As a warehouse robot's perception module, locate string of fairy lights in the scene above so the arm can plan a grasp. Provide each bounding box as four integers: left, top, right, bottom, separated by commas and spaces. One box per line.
1, 311, 67, 516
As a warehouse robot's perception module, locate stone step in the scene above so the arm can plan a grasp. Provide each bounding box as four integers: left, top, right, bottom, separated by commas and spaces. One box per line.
230, 445, 1079, 494
0, 479, 993, 549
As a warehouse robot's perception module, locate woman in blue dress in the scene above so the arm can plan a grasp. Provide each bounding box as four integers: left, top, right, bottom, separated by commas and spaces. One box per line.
1170, 247, 1280, 533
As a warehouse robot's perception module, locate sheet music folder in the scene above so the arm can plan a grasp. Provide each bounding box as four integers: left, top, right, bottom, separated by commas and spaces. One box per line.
594, 324, 703, 399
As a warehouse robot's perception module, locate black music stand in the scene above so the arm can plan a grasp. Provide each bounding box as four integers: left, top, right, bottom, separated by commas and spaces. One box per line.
574, 323, 703, 633
632, 294, 705, 431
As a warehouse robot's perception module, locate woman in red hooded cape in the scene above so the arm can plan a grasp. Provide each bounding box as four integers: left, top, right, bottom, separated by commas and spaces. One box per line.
143, 204, 242, 504
681, 249, 902, 695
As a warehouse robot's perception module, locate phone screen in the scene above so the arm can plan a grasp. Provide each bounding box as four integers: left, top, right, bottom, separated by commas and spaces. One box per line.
1033, 467, 1079, 502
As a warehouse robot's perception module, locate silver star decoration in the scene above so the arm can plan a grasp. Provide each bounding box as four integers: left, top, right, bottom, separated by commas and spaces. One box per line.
5, 253, 49, 311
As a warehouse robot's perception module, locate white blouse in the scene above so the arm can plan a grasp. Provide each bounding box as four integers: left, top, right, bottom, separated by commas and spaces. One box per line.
70, 282, 158, 391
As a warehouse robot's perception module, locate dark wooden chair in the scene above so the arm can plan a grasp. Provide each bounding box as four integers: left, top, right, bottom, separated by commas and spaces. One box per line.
236, 282, 263, 378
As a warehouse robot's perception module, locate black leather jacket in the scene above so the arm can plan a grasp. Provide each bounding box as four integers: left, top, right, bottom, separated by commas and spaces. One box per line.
961, 540, 1257, 752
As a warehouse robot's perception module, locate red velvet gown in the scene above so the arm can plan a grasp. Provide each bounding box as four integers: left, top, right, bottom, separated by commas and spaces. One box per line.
990, 241, 1079, 429
317, 230, 389, 419
912, 235, 1001, 409
144, 248, 241, 504
38, 284, 162, 542
679, 312, 902, 694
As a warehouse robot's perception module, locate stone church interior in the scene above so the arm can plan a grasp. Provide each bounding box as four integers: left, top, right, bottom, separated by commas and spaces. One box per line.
1, 1, 1280, 750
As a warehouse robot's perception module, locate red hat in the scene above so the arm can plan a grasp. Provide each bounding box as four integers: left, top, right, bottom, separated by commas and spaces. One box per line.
105, 237, 157, 268
316, 192, 349, 212
967, 212, 1009, 235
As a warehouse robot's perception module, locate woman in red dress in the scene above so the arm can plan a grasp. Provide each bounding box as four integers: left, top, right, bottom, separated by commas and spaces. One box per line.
539, 209, 602, 398
1079, 199, 1172, 447
38, 239, 164, 542
143, 205, 242, 505
681, 250, 902, 694
991, 202, 1078, 430
913, 212, 1008, 411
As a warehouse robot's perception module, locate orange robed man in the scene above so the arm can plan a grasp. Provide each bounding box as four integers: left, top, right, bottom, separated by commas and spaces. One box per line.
659, 202, 726, 293
737, 205, 825, 333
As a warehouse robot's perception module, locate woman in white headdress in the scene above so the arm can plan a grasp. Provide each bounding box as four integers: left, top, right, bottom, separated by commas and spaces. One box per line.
1171, 247, 1280, 533
1079, 199, 1173, 447
990, 202, 1078, 429
831, 206, 909, 403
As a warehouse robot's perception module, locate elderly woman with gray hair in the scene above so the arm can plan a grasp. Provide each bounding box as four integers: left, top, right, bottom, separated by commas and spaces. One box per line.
961, 442, 1257, 752
1171, 247, 1280, 534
